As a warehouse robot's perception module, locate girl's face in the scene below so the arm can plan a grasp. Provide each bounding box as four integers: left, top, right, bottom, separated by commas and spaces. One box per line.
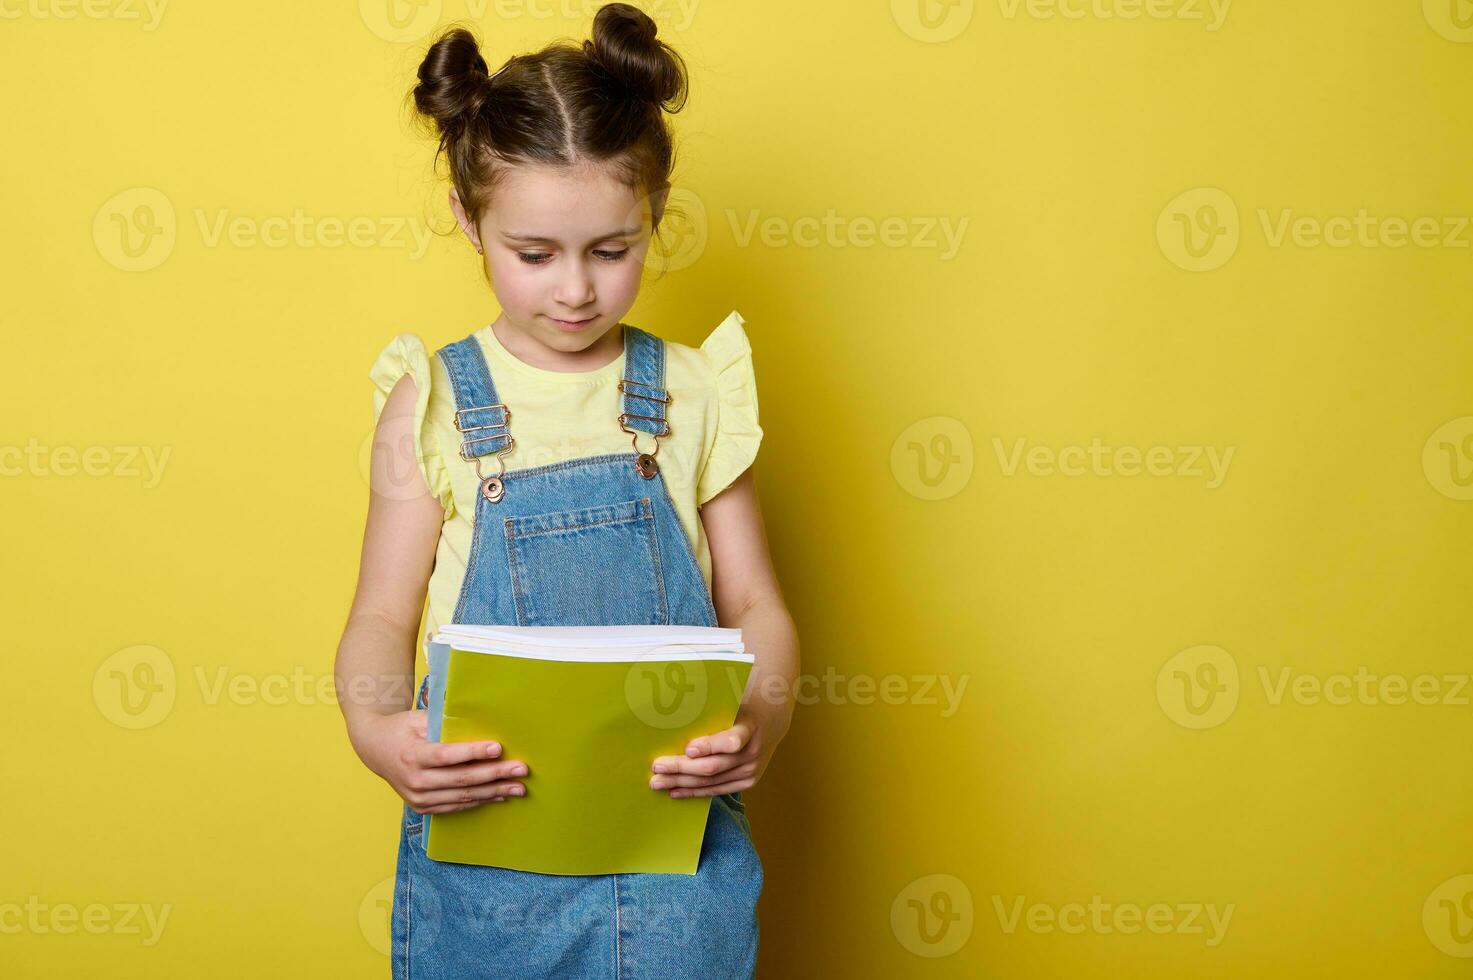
451, 163, 666, 368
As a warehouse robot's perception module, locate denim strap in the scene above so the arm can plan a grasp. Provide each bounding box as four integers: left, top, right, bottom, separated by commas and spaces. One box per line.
437, 324, 669, 458
619, 325, 670, 437
437, 336, 511, 459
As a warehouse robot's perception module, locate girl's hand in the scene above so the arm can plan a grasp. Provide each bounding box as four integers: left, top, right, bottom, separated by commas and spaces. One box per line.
648, 707, 775, 799
351, 708, 529, 814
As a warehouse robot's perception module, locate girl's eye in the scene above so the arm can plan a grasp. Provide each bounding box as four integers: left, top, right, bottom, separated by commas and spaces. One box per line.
515, 250, 629, 265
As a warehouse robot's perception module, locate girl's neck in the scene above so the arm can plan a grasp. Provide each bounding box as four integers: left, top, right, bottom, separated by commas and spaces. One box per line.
489, 314, 625, 374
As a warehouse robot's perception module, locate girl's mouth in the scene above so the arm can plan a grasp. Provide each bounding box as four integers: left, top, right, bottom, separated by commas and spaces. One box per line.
549, 315, 597, 332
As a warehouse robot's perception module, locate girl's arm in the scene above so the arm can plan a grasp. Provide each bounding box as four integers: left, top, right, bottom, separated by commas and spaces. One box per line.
649, 466, 801, 798
336, 374, 529, 813
336, 372, 442, 728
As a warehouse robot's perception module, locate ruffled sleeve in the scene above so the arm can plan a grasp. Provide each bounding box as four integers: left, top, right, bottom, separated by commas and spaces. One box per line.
696, 311, 763, 506
369, 333, 454, 518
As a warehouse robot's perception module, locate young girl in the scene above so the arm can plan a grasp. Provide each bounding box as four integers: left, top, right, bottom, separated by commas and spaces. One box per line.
335, 6, 799, 978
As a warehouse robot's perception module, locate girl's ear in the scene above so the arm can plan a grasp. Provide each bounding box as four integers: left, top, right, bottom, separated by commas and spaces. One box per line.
449, 188, 482, 253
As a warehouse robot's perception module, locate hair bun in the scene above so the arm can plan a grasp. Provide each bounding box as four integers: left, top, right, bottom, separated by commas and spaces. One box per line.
413, 26, 493, 137
585, 3, 688, 112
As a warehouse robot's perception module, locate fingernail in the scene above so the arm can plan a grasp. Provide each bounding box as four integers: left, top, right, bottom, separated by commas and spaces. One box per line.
511, 764, 527, 776
650, 778, 667, 789
653, 764, 670, 773
510, 786, 526, 797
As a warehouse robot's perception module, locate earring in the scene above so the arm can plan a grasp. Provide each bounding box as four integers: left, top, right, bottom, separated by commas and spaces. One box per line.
475, 243, 483, 255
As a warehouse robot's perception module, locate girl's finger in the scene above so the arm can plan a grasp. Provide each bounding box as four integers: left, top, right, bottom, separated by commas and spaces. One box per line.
421, 798, 509, 814
414, 739, 503, 768
649, 762, 745, 789
415, 757, 529, 790
670, 780, 751, 799
411, 780, 526, 811
682, 721, 752, 759
651, 752, 744, 778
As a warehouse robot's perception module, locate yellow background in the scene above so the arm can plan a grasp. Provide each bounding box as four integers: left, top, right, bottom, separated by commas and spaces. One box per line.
3, 0, 1471, 976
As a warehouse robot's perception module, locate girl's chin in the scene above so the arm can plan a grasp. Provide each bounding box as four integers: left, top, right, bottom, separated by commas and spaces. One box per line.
536, 324, 609, 352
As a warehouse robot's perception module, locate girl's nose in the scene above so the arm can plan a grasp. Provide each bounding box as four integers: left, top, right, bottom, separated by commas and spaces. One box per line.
554, 259, 596, 308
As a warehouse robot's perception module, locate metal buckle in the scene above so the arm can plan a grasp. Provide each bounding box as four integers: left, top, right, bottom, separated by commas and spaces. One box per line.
618, 380, 671, 447
452, 403, 516, 500
619, 405, 669, 480
453, 403, 511, 431
617, 379, 671, 405
617, 411, 671, 439
471, 448, 512, 502
458, 434, 515, 461
453, 404, 513, 462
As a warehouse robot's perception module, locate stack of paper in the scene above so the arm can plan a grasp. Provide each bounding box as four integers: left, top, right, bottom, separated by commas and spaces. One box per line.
422, 624, 754, 875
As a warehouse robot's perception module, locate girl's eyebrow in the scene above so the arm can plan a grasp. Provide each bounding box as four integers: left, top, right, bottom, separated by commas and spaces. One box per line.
501, 226, 641, 244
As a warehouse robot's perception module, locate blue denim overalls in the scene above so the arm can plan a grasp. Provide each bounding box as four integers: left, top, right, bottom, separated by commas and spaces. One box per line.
390, 324, 763, 979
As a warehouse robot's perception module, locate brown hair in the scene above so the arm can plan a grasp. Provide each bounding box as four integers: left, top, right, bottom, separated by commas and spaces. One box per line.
408, 4, 689, 260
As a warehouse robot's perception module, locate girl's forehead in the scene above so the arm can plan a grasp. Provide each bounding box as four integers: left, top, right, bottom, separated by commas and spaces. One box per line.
492, 164, 645, 229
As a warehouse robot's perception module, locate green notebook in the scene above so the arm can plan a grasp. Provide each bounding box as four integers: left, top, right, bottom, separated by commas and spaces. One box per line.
423, 625, 753, 875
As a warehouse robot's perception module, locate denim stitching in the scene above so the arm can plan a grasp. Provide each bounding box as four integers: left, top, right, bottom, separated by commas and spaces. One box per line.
453, 491, 489, 624
402, 834, 413, 979
612, 873, 623, 980
652, 474, 719, 625
506, 509, 649, 540
504, 518, 533, 626
500, 452, 631, 481
640, 496, 670, 624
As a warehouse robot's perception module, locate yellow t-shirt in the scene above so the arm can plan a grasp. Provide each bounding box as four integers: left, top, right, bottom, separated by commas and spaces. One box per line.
368, 310, 762, 638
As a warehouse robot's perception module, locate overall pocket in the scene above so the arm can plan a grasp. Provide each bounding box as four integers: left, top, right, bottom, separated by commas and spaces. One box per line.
718, 791, 754, 842
403, 803, 424, 840
504, 496, 670, 626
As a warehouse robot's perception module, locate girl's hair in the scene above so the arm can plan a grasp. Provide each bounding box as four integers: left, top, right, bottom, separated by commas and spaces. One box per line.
408, 4, 689, 249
